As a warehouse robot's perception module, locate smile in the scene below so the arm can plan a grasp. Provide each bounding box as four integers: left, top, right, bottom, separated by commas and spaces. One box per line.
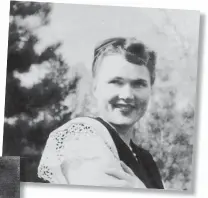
113, 103, 135, 112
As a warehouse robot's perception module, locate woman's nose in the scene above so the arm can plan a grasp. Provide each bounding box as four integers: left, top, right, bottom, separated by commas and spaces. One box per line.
119, 84, 134, 100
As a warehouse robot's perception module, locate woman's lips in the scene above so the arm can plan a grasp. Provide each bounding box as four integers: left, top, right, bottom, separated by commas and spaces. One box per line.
112, 103, 135, 113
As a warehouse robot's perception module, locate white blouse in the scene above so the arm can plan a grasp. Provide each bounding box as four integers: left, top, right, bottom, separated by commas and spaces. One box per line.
38, 117, 123, 186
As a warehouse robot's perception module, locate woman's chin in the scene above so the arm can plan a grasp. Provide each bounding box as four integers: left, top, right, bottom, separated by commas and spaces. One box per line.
109, 113, 137, 126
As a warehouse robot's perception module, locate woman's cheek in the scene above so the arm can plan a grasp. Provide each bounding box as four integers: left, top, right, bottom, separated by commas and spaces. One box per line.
135, 88, 151, 100
104, 85, 119, 97
135, 91, 150, 113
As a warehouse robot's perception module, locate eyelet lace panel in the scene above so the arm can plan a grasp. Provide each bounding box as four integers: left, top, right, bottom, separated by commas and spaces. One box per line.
38, 122, 118, 184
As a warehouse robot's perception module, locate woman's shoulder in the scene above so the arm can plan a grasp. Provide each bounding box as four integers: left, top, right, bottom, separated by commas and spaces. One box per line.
49, 117, 97, 136
50, 117, 115, 144
48, 116, 119, 160
52, 116, 112, 132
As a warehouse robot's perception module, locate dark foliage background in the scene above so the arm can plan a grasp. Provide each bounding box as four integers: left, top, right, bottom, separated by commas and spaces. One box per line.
3, 1, 80, 182
3, 1, 199, 190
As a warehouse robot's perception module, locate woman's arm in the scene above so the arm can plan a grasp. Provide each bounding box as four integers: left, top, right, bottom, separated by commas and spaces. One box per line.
60, 123, 123, 186
38, 121, 122, 186
38, 120, 146, 188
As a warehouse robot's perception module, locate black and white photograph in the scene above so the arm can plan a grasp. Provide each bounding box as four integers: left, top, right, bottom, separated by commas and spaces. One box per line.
3, 0, 200, 192
0, 156, 20, 198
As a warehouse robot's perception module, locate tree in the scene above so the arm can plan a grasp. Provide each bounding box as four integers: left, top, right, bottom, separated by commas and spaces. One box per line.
3, 1, 80, 182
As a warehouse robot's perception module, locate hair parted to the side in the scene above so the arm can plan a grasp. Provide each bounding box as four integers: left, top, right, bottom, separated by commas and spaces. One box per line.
92, 37, 156, 85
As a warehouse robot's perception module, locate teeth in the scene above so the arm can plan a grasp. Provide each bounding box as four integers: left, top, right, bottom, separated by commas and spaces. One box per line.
115, 104, 133, 108
114, 104, 134, 111
120, 107, 130, 110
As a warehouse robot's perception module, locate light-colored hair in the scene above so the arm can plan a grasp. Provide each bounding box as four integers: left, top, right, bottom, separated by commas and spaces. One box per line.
92, 37, 156, 85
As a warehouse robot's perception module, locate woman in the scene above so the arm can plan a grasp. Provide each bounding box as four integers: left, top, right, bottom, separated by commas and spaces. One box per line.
38, 37, 164, 189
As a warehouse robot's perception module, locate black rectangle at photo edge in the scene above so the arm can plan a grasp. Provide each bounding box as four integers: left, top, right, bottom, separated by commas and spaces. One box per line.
3, 0, 200, 192
0, 156, 20, 198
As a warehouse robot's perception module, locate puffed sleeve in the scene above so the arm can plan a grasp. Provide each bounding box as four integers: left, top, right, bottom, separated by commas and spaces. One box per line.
38, 121, 122, 185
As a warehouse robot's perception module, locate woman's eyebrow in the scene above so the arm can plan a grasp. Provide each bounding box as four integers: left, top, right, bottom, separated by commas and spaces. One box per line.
109, 76, 124, 81
131, 79, 148, 84
108, 77, 148, 84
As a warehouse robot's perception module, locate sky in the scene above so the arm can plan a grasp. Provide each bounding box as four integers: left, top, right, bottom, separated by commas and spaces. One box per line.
32, 3, 199, 70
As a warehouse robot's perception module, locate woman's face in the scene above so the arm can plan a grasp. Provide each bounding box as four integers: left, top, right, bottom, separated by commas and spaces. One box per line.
93, 54, 151, 127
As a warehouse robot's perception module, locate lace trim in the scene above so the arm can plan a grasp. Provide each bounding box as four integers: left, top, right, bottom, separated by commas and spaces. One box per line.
38, 122, 108, 183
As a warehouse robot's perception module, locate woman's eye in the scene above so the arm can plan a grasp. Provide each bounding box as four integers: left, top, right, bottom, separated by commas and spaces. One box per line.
109, 80, 124, 86
132, 82, 147, 88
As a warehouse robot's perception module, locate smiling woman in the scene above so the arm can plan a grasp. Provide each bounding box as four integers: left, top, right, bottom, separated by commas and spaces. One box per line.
93, 54, 151, 128
38, 37, 164, 189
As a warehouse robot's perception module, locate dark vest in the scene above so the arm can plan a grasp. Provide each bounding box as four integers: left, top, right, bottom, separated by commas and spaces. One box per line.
95, 117, 164, 189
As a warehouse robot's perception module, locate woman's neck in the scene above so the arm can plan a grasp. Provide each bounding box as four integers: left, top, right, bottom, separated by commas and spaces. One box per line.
111, 123, 134, 146
99, 116, 133, 146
